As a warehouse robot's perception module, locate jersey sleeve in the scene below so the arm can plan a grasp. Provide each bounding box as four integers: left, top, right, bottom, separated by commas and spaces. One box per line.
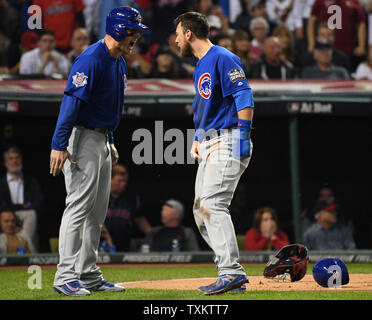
51, 94, 82, 150
232, 88, 254, 111
64, 55, 99, 103
217, 53, 251, 98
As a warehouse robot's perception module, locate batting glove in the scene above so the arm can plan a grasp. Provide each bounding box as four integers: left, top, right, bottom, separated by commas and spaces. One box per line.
233, 119, 252, 159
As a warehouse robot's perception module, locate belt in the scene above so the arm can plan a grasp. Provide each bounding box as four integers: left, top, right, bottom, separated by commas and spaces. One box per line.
205, 130, 222, 141
77, 125, 109, 135
204, 127, 236, 141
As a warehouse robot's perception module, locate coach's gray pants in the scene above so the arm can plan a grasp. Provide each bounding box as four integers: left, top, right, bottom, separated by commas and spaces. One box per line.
54, 127, 111, 288
193, 131, 252, 276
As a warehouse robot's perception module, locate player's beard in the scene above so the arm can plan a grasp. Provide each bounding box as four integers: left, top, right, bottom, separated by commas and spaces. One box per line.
180, 41, 194, 58
119, 42, 132, 56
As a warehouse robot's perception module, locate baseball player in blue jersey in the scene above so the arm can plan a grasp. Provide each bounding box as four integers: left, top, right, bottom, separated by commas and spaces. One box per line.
174, 12, 254, 295
49, 6, 148, 296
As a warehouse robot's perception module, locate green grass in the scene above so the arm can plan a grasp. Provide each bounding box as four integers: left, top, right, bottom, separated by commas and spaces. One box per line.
1, 263, 372, 300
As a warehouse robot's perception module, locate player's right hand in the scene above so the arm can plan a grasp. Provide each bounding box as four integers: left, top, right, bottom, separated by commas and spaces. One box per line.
50, 150, 76, 176
190, 140, 201, 161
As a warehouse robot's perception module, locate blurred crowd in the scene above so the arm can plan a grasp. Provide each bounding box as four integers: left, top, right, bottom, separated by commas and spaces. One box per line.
0, 0, 372, 80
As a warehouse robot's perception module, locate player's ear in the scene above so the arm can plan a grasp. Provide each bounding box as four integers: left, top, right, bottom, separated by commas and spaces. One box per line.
185, 29, 192, 41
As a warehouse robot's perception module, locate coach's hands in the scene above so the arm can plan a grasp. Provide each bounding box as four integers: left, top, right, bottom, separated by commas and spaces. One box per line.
50, 150, 76, 176
190, 140, 201, 161
110, 143, 119, 165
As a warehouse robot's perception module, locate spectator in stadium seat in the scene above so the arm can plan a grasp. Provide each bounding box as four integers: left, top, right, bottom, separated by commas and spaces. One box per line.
98, 224, 116, 253
0, 0, 20, 57
193, 0, 213, 16
301, 23, 351, 72
0, 208, 31, 254
249, 36, 295, 79
0, 146, 45, 252
104, 164, 152, 252
303, 200, 356, 250
235, 0, 272, 38
232, 30, 252, 76
82, 0, 101, 43
266, 0, 305, 39
213, 33, 233, 52
207, 15, 224, 42
307, 0, 366, 65
5, 30, 39, 74
210, 5, 233, 35
122, 47, 151, 79
32, 0, 86, 53
249, 17, 269, 63
301, 40, 350, 79
138, 199, 200, 252
272, 24, 296, 66
244, 207, 289, 251
302, 186, 353, 234
66, 27, 90, 66
355, 45, 372, 79
19, 29, 70, 77
150, 0, 189, 45
147, 45, 189, 79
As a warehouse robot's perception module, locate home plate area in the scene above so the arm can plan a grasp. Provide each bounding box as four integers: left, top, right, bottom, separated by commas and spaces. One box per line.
118, 274, 372, 291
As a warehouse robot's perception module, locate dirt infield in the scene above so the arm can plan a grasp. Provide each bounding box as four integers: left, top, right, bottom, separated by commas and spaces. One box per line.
119, 274, 372, 291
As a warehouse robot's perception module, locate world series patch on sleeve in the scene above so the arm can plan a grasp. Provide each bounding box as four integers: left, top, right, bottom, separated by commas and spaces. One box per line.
228, 68, 246, 83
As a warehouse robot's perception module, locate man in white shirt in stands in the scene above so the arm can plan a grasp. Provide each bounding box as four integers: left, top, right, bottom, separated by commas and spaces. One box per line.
19, 29, 70, 76
0, 147, 45, 252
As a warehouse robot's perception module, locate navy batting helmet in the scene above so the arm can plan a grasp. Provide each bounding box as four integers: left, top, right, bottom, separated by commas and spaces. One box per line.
106, 6, 148, 41
312, 258, 349, 288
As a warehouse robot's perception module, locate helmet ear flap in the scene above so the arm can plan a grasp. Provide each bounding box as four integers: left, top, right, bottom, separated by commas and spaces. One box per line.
113, 26, 127, 41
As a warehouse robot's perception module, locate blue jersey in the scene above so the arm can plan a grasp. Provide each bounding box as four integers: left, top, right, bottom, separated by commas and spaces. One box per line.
193, 45, 254, 139
52, 39, 127, 149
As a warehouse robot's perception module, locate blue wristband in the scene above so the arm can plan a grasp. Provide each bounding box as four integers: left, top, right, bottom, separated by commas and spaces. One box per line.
233, 119, 252, 159
236, 119, 252, 140
238, 119, 252, 129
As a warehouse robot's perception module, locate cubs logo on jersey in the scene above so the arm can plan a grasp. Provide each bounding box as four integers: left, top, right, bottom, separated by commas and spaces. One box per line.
198, 73, 212, 99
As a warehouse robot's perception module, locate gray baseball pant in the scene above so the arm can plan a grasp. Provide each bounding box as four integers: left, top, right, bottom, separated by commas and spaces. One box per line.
193, 131, 252, 276
54, 126, 111, 288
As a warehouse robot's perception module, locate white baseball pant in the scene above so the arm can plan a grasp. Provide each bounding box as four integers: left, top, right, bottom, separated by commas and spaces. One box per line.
193, 130, 252, 276
53, 126, 111, 288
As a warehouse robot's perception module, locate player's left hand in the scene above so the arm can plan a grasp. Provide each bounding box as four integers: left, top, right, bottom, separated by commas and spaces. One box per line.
109, 143, 119, 165
232, 120, 252, 159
